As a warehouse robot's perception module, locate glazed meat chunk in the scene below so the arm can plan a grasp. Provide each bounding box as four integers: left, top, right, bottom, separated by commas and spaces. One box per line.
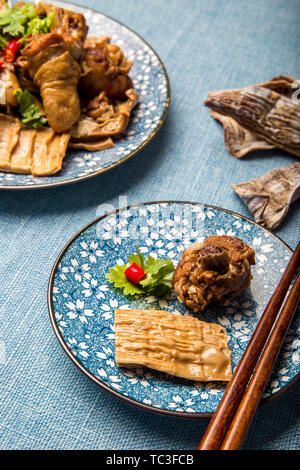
19, 32, 81, 133
172, 236, 256, 313
79, 36, 133, 99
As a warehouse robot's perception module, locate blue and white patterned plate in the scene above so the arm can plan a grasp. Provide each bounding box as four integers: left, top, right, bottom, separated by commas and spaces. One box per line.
0, 1, 170, 190
48, 201, 300, 417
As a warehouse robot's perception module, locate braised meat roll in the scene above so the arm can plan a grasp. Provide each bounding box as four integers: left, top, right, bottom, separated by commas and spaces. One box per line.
19, 32, 82, 133
172, 236, 255, 313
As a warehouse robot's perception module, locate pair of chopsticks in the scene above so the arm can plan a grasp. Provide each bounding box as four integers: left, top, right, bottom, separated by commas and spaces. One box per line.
198, 240, 300, 450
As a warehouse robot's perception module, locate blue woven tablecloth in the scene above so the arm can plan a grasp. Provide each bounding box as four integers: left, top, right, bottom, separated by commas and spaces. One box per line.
0, 0, 299, 450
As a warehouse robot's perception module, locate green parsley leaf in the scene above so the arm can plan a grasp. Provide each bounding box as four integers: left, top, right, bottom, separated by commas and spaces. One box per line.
128, 246, 145, 269
106, 246, 175, 297
144, 256, 174, 278
140, 258, 174, 295
14, 88, 47, 129
106, 264, 145, 296
0, 4, 37, 37
0, 4, 53, 44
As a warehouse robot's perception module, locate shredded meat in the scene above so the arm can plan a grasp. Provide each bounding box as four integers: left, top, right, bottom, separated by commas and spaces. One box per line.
172, 236, 256, 312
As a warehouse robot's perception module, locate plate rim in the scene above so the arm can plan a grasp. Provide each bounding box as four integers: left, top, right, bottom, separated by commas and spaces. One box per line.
0, 1, 170, 191
47, 200, 300, 418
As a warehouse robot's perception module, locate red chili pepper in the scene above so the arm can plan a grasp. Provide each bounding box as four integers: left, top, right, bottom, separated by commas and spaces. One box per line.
4, 39, 20, 63
0, 61, 4, 70
124, 263, 146, 285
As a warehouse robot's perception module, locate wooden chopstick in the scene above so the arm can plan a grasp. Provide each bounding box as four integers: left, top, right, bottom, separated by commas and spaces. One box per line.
220, 270, 300, 449
198, 240, 300, 450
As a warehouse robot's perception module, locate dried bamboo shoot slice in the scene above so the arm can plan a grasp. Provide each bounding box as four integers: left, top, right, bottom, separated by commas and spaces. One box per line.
209, 110, 275, 158
115, 309, 232, 382
205, 76, 300, 158
10, 128, 36, 174
0, 114, 21, 171
31, 127, 70, 176
232, 162, 300, 229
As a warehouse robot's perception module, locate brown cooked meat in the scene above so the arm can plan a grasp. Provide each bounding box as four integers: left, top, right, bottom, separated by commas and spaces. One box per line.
70, 88, 139, 143
172, 236, 256, 313
79, 36, 133, 99
0, 1, 137, 176
19, 32, 81, 133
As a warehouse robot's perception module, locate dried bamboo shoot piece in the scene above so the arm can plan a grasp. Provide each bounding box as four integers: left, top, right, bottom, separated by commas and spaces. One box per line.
205, 76, 300, 158
31, 128, 70, 176
0, 114, 21, 171
0, 113, 70, 176
10, 128, 36, 174
115, 309, 232, 382
68, 137, 114, 151
209, 110, 275, 158
232, 162, 300, 229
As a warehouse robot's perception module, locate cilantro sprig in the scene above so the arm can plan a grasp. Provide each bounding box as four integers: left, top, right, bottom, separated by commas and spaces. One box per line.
0, 4, 54, 41
14, 88, 47, 129
106, 246, 175, 297
0, 4, 37, 37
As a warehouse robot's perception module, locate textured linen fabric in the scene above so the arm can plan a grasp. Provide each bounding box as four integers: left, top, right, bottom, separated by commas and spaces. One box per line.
0, 0, 300, 450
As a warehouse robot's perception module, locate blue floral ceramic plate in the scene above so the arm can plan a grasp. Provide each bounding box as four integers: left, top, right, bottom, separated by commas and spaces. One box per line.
48, 201, 300, 417
0, 1, 170, 190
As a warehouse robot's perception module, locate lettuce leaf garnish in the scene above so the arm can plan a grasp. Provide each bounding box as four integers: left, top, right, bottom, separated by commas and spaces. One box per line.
106, 246, 175, 297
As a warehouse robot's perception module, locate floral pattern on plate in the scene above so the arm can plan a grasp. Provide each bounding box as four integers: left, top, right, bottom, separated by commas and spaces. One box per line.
48, 202, 300, 416
0, 1, 169, 189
